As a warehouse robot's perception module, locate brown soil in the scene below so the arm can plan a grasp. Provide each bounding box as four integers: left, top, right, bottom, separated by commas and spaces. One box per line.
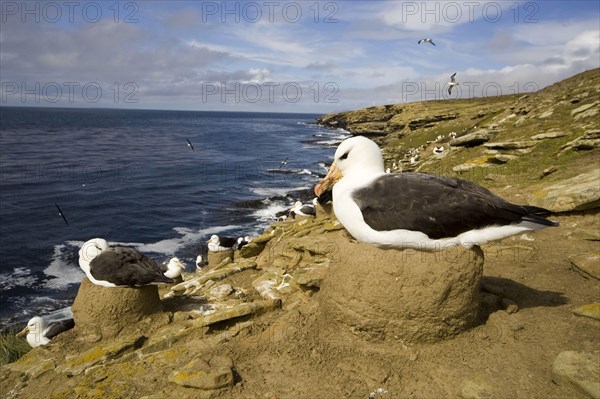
4, 212, 597, 399
219, 212, 600, 399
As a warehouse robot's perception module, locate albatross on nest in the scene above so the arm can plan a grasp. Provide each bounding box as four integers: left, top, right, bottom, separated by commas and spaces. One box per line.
290, 201, 316, 218
207, 235, 236, 252
314, 136, 558, 251
78, 238, 182, 287
16, 312, 75, 348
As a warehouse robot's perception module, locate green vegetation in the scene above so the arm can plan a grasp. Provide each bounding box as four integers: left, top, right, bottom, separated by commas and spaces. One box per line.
0, 328, 31, 365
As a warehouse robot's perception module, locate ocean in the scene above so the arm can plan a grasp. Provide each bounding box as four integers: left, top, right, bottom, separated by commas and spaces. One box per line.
0, 107, 348, 329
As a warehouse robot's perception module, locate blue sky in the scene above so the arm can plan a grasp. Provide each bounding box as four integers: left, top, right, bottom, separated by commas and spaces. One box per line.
1, 0, 598, 113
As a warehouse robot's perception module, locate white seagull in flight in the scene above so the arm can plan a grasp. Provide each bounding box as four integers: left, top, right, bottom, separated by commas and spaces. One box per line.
448, 73, 459, 95
418, 38, 436, 46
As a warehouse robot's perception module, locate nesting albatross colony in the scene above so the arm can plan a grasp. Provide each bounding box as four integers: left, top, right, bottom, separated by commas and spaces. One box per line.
2, 69, 600, 399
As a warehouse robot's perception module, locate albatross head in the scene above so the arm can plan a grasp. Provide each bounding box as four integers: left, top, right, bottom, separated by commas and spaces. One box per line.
16, 316, 48, 347
314, 136, 384, 197
78, 238, 109, 273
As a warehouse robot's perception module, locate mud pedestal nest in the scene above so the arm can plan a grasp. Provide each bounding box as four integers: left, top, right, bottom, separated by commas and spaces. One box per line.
208, 249, 234, 266
319, 242, 484, 343
72, 278, 167, 340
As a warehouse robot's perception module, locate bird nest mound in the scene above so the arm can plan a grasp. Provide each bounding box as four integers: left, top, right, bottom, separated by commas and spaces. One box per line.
71, 278, 170, 341
318, 241, 484, 343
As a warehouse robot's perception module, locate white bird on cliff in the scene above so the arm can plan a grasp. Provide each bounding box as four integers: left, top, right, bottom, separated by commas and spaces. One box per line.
78, 238, 181, 287
16, 316, 75, 348
160, 257, 187, 280
313, 136, 559, 251
207, 235, 236, 252
290, 201, 316, 218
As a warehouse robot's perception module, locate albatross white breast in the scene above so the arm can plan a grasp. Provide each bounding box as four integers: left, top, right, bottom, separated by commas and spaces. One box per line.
314, 136, 558, 251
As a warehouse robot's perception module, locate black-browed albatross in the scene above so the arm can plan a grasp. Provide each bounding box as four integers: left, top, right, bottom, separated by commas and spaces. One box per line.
55, 203, 69, 226
290, 200, 316, 218
78, 238, 183, 287
16, 312, 75, 348
186, 138, 195, 151
314, 136, 558, 251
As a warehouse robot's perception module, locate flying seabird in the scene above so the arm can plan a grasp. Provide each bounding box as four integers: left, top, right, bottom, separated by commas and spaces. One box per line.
290, 201, 316, 218
78, 238, 177, 287
55, 204, 68, 226
418, 38, 436, 46
207, 235, 236, 252
186, 138, 195, 151
433, 146, 445, 154
279, 157, 288, 169
314, 136, 558, 251
448, 73, 459, 95
16, 314, 74, 348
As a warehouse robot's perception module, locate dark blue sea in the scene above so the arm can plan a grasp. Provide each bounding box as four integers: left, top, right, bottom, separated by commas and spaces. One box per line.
0, 107, 349, 329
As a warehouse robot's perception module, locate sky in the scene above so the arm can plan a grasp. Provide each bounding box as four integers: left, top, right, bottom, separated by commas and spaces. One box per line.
1, 0, 598, 113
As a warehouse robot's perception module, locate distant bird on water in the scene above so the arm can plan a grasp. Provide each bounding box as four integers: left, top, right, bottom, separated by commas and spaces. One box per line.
448, 73, 459, 95
55, 203, 68, 225
186, 138, 195, 151
418, 38, 436, 46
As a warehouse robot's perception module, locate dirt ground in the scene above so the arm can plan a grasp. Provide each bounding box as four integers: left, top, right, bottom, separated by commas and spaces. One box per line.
215, 212, 599, 399
2, 211, 598, 399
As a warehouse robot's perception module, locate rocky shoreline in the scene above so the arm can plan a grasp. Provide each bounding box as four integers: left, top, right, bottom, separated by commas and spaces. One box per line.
1, 69, 599, 399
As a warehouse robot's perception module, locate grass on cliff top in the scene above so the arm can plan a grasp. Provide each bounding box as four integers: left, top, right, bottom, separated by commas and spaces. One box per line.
0, 328, 31, 365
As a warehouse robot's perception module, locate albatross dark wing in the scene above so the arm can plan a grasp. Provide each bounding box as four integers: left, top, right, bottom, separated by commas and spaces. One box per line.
44, 319, 75, 340
219, 236, 238, 248
352, 173, 557, 239
90, 248, 173, 286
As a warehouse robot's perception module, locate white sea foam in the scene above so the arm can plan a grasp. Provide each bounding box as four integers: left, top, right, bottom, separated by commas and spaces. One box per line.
134, 225, 241, 255
251, 187, 294, 197
251, 200, 289, 223
43, 244, 85, 289
64, 225, 241, 263
0, 267, 37, 290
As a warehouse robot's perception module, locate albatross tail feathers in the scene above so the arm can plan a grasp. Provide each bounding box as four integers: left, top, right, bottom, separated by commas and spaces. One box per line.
520, 205, 559, 228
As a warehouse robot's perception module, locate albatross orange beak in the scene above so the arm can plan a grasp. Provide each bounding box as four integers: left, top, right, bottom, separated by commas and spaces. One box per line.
15, 326, 29, 338
314, 162, 342, 197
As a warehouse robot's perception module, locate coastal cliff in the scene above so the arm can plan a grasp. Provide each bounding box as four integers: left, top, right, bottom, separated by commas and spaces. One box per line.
1, 69, 599, 399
